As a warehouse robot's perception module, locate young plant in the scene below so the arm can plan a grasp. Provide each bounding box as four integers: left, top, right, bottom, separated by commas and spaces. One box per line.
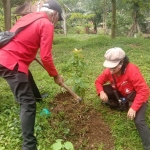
51, 139, 74, 150
66, 48, 88, 100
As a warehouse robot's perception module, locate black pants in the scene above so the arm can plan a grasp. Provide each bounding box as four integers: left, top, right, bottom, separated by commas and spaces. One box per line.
134, 103, 150, 149
103, 84, 123, 108
0, 64, 37, 150
28, 70, 41, 99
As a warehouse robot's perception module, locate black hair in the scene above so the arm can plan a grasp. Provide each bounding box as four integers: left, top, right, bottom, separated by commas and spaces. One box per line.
120, 55, 129, 74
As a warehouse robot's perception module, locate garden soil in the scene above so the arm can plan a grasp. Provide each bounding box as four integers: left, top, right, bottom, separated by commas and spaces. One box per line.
49, 92, 115, 150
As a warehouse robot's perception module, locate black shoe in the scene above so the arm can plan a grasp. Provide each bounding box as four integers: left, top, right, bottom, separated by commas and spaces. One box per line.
101, 101, 110, 107
36, 93, 48, 102
41, 93, 48, 99
101, 100, 127, 111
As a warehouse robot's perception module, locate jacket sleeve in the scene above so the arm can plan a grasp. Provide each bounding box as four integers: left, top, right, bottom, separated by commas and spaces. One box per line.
129, 67, 149, 111
39, 21, 58, 77
95, 69, 110, 95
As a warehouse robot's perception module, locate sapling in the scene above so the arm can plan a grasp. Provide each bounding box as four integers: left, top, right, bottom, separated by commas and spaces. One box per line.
66, 48, 88, 101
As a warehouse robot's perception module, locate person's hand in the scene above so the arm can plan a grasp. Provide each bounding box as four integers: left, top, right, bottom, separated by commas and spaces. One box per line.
53, 74, 64, 86
127, 108, 136, 120
100, 91, 108, 102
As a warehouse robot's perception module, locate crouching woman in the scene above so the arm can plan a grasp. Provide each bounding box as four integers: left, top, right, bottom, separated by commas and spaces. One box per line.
95, 47, 150, 150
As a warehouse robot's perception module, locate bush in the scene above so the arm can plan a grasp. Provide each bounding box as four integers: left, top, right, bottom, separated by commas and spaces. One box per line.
107, 11, 132, 36
68, 26, 85, 34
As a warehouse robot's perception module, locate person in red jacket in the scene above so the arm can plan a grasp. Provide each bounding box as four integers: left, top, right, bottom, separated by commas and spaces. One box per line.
95, 47, 150, 150
0, 0, 64, 150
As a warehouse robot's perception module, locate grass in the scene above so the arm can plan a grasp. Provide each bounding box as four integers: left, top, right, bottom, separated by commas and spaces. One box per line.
0, 34, 150, 150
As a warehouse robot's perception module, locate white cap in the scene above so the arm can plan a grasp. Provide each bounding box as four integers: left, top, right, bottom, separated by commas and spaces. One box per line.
103, 47, 125, 68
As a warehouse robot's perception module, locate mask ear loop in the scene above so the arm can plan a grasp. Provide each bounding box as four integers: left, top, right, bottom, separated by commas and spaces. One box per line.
51, 11, 58, 24
50, 13, 54, 24
54, 12, 59, 24
118, 59, 124, 68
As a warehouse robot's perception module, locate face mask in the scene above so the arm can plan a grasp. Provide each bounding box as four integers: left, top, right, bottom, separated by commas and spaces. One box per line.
110, 64, 123, 74
118, 64, 122, 69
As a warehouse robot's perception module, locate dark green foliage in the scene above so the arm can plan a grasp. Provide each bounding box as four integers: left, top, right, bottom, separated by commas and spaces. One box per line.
11, 0, 27, 7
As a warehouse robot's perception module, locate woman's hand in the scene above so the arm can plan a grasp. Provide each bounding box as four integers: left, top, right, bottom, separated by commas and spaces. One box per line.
100, 91, 108, 102
127, 108, 136, 120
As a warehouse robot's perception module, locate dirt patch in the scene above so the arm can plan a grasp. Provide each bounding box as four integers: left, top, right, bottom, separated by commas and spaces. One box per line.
143, 34, 150, 38
128, 44, 141, 48
49, 92, 115, 150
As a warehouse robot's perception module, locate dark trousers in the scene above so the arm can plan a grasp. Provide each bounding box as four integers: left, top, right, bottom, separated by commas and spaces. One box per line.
103, 84, 123, 107
134, 103, 150, 149
28, 70, 41, 99
103, 84, 150, 149
0, 65, 37, 150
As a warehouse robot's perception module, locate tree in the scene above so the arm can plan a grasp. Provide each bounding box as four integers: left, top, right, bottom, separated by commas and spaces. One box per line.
58, 0, 86, 35
2, 0, 11, 30
111, 0, 116, 38
81, 0, 104, 33
127, 2, 141, 36
11, 0, 28, 7
103, 0, 107, 34
123, 0, 150, 36
1, 0, 27, 30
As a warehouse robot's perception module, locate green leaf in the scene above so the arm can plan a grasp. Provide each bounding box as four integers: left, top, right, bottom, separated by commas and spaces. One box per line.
64, 141, 74, 150
51, 141, 62, 150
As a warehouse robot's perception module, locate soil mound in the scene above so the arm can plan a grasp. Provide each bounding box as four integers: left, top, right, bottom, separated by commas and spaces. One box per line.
49, 92, 115, 150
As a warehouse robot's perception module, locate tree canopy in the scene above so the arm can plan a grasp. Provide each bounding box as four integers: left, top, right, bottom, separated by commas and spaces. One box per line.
1, 0, 150, 37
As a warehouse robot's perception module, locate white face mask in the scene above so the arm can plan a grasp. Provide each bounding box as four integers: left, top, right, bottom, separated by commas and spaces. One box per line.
109, 64, 123, 74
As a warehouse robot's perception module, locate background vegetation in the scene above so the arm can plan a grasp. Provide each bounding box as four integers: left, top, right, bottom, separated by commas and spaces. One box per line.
0, 0, 150, 37
0, 0, 150, 149
0, 34, 150, 150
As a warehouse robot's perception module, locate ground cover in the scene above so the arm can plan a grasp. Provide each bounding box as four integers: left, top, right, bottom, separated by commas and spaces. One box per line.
0, 34, 150, 150
50, 92, 115, 150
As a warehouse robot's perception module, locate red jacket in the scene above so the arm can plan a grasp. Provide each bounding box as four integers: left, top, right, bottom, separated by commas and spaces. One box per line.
95, 63, 149, 111
0, 12, 58, 76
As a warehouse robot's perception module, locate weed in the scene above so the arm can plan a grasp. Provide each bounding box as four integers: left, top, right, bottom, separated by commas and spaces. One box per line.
51, 139, 74, 150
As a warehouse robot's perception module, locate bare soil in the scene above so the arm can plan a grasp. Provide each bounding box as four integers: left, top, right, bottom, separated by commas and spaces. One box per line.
49, 92, 115, 150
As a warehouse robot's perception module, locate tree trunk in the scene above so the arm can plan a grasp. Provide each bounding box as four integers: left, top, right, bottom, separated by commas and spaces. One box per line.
62, 8, 67, 37
111, 0, 116, 39
103, 0, 107, 34
2, 0, 11, 30
93, 20, 97, 33
127, 21, 141, 37
127, 2, 141, 37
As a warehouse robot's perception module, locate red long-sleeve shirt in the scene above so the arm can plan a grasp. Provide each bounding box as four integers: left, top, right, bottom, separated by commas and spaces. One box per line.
0, 12, 58, 76
95, 63, 149, 111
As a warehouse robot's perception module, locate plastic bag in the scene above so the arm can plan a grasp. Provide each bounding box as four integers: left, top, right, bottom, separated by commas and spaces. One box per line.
0, 31, 15, 48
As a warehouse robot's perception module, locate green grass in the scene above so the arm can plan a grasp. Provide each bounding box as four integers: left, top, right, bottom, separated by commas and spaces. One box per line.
0, 34, 150, 150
